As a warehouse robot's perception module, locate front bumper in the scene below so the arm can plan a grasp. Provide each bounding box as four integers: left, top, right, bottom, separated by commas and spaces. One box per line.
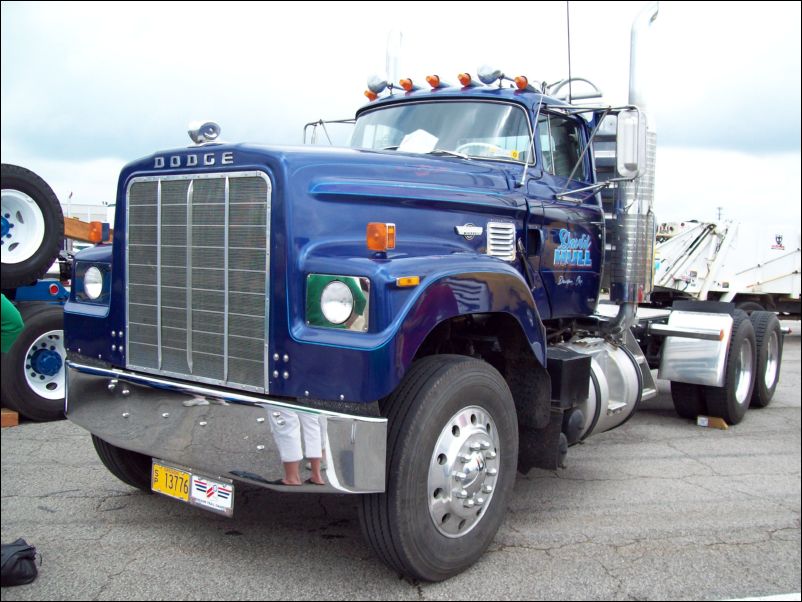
67, 362, 387, 493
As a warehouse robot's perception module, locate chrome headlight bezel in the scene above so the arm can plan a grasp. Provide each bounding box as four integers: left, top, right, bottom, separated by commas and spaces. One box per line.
75, 262, 111, 304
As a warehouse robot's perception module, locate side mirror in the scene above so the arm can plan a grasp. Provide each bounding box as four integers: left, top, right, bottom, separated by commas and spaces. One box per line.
615, 109, 647, 179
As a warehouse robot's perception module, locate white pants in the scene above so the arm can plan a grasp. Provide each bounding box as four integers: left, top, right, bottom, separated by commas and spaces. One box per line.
268, 409, 323, 463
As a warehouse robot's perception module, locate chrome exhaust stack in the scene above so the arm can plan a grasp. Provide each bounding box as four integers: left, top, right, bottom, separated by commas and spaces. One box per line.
605, 3, 659, 333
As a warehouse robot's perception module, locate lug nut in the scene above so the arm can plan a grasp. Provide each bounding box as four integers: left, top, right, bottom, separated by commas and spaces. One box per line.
463, 499, 475, 509
121, 388, 130, 397
479, 441, 491, 450
475, 497, 485, 506
459, 454, 472, 463
453, 471, 468, 481
469, 442, 481, 452
455, 489, 468, 499
486, 451, 497, 460
487, 468, 498, 476
482, 484, 493, 494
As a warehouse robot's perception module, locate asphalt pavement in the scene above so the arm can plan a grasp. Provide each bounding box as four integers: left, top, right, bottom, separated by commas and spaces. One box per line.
2, 335, 800, 600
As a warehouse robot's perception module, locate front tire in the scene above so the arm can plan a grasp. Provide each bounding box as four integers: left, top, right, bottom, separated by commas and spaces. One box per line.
92, 435, 152, 492
359, 355, 518, 582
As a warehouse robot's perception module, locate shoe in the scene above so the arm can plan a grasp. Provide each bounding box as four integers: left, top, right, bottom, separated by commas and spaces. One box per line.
304, 478, 325, 486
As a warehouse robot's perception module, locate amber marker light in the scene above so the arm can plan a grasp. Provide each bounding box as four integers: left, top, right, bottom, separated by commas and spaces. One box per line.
88, 221, 104, 243
396, 276, 420, 288
426, 74, 441, 88
400, 78, 415, 91
364, 90, 379, 101
514, 75, 529, 91
458, 72, 472, 86
367, 222, 396, 252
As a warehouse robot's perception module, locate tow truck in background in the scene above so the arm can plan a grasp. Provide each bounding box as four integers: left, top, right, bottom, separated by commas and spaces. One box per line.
652, 220, 800, 319
1, 163, 111, 422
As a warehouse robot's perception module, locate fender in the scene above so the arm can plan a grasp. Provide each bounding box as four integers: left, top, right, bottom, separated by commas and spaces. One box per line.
391, 265, 546, 372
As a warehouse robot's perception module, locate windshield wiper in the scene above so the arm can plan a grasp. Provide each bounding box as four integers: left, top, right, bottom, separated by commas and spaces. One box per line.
427, 148, 470, 159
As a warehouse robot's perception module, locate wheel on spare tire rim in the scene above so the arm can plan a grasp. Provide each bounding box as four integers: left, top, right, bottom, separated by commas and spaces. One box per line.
92, 435, 152, 492
704, 310, 756, 425
359, 355, 518, 582
670, 381, 707, 420
749, 311, 782, 408
1, 164, 65, 289
0, 303, 66, 421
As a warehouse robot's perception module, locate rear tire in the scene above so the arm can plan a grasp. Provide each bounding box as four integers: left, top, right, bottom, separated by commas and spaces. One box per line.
91, 435, 152, 492
705, 310, 756, 425
0, 303, 66, 421
670, 382, 707, 419
359, 355, 518, 582
749, 311, 782, 408
1, 164, 64, 288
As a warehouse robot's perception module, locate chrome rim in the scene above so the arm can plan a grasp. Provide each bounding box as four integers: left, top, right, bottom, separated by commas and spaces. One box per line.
428, 405, 500, 538
25, 329, 66, 400
1, 189, 46, 264
734, 338, 754, 405
764, 331, 779, 390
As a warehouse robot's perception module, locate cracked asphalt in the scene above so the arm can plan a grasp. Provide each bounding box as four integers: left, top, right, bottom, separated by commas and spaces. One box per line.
2, 335, 799, 600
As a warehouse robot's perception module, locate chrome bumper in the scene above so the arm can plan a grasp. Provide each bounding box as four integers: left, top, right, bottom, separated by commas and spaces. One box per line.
66, 363, 387, 494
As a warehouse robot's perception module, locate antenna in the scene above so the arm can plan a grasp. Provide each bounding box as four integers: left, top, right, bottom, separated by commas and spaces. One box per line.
566, 1, 573, 104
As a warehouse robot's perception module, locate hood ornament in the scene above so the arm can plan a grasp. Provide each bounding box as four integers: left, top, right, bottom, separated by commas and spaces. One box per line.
188, 121, 221, 145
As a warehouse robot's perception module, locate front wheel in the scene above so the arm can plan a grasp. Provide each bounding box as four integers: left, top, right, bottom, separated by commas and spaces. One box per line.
359, 355, 518, 582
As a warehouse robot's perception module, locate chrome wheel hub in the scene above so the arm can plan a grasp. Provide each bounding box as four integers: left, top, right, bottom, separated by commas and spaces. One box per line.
428, 406, 500, 538
735, 338, 754, 405
25, 329, 65, 399
764, 331, 779, 389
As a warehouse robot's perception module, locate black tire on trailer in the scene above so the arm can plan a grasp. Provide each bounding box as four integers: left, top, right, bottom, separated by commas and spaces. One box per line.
670, 382, 707, 420
0, 303, 66, 421
1, 164, 65, 289
91, 435, 152, 492
705, 310, 756, 425
359, 355, 518, 582
749, 311, 782, 408
736, 301, 764, 315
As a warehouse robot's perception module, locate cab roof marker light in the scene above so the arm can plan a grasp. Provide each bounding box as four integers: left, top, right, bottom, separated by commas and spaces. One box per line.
399, 78, 420, 92
458, 73, 481, 87
426, 75, 451, 89
364, 90, 379, 101
514, 75, 536, 93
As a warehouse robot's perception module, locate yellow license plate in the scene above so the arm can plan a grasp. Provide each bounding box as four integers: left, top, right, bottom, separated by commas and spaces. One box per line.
152, 462, 190, 501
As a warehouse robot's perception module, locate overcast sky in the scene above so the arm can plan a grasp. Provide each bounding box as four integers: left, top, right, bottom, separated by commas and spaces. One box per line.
2, 1, 800, 225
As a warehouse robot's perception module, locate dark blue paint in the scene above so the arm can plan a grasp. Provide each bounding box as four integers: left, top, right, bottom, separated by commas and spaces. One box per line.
12, 279, 70, 303
64, 86, 603, 403
31, 347, 62, 376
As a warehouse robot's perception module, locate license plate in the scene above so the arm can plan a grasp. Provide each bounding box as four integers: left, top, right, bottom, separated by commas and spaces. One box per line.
152, 462, 190, 501
151, 460, 234, 517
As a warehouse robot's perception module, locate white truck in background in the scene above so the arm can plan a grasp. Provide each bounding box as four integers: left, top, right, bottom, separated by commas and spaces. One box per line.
653, 220, 801, 319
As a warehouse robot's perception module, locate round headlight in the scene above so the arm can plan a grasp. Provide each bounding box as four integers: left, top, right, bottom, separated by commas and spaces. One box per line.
321, 280, 354, 325
84, 266, 104, 300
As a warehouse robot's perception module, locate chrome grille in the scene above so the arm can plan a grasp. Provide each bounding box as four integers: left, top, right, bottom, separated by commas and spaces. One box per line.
126, 172, 270, 392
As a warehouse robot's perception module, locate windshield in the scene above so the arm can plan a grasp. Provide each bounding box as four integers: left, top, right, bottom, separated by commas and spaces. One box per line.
350, 101, 532, 163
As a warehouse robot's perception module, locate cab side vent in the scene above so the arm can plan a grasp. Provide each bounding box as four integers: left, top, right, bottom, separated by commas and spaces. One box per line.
486, 222, 516, 261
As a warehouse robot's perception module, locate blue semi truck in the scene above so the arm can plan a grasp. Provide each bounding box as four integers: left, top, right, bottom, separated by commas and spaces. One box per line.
61, 6, 784, 582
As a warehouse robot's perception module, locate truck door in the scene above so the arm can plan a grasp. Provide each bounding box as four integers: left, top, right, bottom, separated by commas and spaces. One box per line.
527, 111, 604, 319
